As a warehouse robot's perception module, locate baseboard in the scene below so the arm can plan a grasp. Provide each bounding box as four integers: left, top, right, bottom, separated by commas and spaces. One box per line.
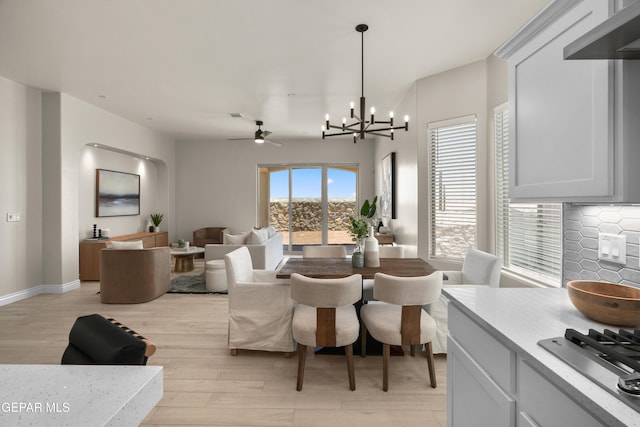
0, 280, 82, 307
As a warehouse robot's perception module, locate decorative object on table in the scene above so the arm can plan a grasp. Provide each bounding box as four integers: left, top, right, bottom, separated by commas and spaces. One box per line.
150, 213, 163, 232
93, 224, 98, 238
381, 152, 396, 219
364, 224, 380, 267
567, 280, 640, 327
95, 168, 140, 217
321, 24, 408, 143
101, 228, 110, 238
146, 218, 154, 232
348, 196, 377, 267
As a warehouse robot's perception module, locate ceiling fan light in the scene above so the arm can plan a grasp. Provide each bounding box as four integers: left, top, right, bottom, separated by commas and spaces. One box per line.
255, 136, 265, 144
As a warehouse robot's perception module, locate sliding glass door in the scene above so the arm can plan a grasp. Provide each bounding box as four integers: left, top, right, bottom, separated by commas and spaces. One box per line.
258, 164, 358, 253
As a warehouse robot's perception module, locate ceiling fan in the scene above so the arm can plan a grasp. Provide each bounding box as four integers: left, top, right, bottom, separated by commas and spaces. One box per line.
228, 120, 283, 147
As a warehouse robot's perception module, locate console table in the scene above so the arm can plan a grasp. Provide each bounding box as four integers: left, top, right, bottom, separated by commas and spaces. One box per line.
79, 232, 168, 280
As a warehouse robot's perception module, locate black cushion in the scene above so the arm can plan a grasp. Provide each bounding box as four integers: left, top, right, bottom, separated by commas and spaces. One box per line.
61, 314, 147, 365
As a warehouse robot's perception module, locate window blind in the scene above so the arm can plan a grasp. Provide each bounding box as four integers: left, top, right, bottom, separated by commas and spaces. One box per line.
495, 107, 562, 287
429, 117, 477, 259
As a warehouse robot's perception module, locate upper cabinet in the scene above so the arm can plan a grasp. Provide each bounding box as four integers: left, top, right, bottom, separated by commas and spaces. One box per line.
496, 0, 640, 202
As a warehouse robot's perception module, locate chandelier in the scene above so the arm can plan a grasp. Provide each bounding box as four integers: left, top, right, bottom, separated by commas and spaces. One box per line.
322, 24, 409, 143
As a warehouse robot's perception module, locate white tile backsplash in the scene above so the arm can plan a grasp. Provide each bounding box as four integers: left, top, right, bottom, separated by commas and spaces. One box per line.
563, 204, 640, 288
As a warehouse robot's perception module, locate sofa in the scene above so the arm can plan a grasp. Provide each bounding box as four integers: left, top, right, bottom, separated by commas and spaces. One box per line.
193, 227, 228, 247
100, 246, 171, 303
205, 227, 284, 270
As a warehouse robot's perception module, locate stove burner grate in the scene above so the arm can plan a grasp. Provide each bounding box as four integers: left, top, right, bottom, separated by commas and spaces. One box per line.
565, 328, 640, 374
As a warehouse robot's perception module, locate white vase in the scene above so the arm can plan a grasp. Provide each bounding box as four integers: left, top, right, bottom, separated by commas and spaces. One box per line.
364, 225, 379, 267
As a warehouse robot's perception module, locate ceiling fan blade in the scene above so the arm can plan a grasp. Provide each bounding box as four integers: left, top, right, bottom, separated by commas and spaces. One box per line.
265, 139, 283, 147
263, 130, 272, 137
228, 137, 253, 141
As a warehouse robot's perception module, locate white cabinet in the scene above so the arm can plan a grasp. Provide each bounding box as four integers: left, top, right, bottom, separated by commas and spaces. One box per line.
496, 0, 640, 202
447, 304, 609, 427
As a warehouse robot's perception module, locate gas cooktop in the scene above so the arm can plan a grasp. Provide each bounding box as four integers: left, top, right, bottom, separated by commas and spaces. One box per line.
539, 327, 640, 413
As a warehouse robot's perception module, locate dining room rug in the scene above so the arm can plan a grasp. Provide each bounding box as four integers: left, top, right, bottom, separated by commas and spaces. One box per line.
169, 273, 227, 294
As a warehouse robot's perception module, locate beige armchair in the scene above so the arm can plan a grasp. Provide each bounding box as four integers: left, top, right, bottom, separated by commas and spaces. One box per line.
100, 247, 171, 303
193, 227, 228, 248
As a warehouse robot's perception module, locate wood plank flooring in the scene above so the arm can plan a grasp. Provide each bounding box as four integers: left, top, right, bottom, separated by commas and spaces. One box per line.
0, 277, 447, 426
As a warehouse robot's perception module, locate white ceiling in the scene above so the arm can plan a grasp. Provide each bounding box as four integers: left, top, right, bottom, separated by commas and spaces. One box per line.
0, 0, 550, 143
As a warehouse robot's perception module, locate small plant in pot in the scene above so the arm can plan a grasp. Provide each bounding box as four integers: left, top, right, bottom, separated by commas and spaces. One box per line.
150, 213, 163, 232
348, 196, 377, 267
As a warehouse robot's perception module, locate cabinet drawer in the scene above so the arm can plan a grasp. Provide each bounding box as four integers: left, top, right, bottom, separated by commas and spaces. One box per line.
449, 304, 515, 393
518, 359, 606, 427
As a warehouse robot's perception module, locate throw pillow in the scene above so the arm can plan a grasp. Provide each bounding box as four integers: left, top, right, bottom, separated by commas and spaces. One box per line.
108, 240, 144, 249
265, 225, 277, 238
224, 232, 249, 245
247, 228, 268, 245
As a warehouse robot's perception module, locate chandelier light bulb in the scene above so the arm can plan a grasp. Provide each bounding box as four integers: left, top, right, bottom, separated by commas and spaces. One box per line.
404, 115, 410, 122
350, 101, 355, 109
389, 111, 394, 118
370, 107, 375, 115
325, 113, 330, 121
321, 125, 326, 132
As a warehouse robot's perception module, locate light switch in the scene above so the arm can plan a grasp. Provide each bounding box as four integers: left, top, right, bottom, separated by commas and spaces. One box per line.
6, 212, 21, 222
598, 233, 626, 265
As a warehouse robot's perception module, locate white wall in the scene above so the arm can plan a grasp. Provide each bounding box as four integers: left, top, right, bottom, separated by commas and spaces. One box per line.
173, 138, 375, 242
0, 76, 43, 297
78, 147, 161, 239
376, 58, 508, 271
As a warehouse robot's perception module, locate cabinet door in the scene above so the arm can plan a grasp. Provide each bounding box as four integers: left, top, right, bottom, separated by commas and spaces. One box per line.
447, 338, 515, 427
507, 0, 612, 200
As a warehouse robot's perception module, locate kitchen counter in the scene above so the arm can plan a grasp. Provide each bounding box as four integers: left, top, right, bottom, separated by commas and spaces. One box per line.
444, 287, 639, 427
0, 364, 162, 426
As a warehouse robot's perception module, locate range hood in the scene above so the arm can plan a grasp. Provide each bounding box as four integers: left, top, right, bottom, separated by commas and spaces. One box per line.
564, 1, 640, 59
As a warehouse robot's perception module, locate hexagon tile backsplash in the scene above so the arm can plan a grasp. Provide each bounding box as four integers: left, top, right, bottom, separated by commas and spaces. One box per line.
563, 204, 640, 288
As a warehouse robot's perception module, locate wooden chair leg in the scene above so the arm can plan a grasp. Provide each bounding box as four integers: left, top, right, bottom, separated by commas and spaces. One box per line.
410, 343, 416, 357
383, 343, 390, 392
360, 323, 367, 357
425, 341, 437, 388
345, 344, 356, 391
296, 344, 307, 391
230, 348, 238, 356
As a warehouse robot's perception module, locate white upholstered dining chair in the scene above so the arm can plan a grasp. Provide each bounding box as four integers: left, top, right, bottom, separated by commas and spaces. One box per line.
290, 273, 362, 391
428, 248, 502, 354
224, 247, 295, 356
361, 271, 443, 391
302, 245, 347, 258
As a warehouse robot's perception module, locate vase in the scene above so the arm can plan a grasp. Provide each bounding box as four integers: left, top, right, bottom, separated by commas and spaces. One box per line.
352, 251, 364, 268
364, 225, 380, 267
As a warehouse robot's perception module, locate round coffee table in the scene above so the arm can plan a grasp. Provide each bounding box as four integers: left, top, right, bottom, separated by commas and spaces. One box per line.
170, 247, 205, 272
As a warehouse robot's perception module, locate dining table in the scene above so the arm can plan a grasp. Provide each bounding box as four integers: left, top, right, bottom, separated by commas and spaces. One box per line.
275, 257, 439, 279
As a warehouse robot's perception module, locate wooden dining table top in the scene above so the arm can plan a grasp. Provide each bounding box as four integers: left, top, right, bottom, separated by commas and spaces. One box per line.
275, 257, 438, 280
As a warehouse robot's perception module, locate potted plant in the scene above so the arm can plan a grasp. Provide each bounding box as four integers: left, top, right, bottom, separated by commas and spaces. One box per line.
348, 196, 377, 267
150, 213, 163, 232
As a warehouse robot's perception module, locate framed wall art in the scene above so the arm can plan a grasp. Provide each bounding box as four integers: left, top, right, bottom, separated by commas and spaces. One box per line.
380, 152, 396, 219
96, 169, 140, 217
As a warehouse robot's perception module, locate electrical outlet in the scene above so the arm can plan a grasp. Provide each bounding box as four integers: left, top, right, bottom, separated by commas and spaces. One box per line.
6, 212, 21, 222
598, 233, 626, 265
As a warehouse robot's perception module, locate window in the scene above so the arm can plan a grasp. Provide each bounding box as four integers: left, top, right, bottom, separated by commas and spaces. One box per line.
429, 116, 477, 260
495, 106, 562, 287
258, 164, 358, 253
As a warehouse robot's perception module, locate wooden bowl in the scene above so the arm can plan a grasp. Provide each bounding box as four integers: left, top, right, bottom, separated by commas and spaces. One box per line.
567, 281, 640, 327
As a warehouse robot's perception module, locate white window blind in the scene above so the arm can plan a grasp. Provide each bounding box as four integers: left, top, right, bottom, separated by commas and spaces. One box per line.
429, 116, 477, 259
495, 106, 562, 287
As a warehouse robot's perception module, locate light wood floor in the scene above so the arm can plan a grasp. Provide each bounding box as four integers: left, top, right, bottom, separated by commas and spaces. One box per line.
0, 277, 447, 426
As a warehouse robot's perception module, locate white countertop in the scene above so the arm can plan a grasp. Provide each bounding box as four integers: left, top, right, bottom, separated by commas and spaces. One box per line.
0, 364, 162, 426
444, 287, 639, 427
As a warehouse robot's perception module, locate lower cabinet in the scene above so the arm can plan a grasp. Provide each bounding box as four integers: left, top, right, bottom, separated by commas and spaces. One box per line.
448, 304, 607, 427
447, 338, 515, 427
